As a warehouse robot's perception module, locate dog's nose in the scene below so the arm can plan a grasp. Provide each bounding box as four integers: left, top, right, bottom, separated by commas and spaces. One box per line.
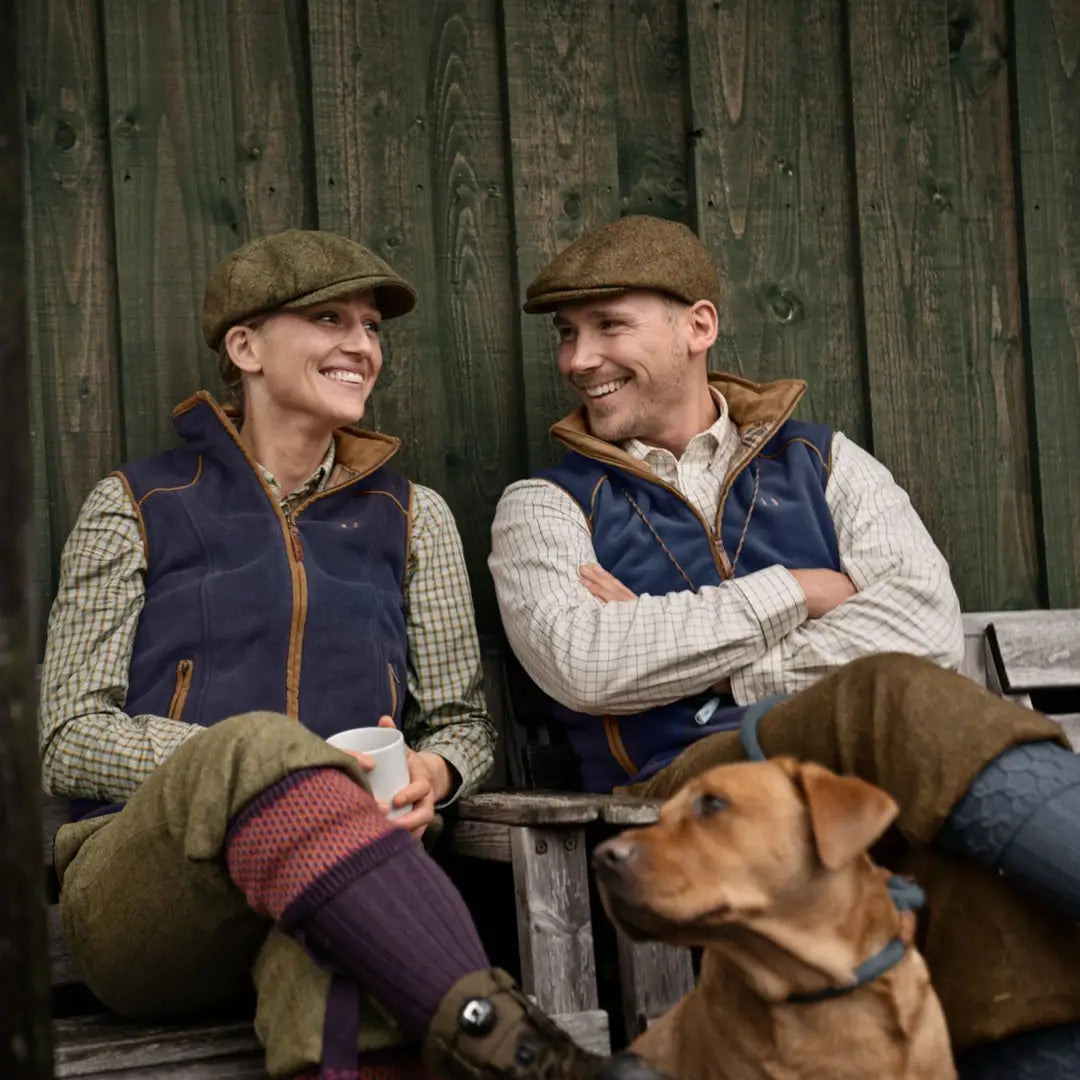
593, 837, 639, 874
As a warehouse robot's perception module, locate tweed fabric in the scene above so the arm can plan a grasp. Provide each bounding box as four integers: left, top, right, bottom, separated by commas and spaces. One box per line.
621, 652, 1080, 1052
523, 214, 721, 313
225, 768, 406, 923
39, 442, 495, 805
203, 229, 417, 348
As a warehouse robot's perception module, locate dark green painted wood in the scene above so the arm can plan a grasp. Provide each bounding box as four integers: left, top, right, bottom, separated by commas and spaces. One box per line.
944, 0, 1040, 608
500, 0, 621, 471
227, 0, 318, 234
307, 0, 451, 499
685, 0, 868, 447
848, 0, 1039, 612
0, 2, 53, 1071
1013, 0, 1080, 608
614, 0, 689, 222
426, 0, 527, 629
21, 0, 124, 616
102, 0, 242, 459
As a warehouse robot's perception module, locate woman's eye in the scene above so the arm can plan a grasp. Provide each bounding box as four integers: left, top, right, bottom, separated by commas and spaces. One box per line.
694, 793, 728, 819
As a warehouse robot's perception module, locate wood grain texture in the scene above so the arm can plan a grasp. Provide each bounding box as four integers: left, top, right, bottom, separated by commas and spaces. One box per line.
686, 0, 867, 444
986, 609, 1080, 690
614, 935, 694, 1039
1, 4, 53, 1069
548, 1010, 610, 1055
613, 0, 689, 221
227, 0, 317, 234
53, 1013, 261, 1078
848, 0, 1038, 612
22, 0, 124, 612
510, 824, 599, 1015
1013, 0, 1080, 607
450, 819, 512, 861
945, 0, 1040, 609
426, 0, 526, 629
457, 790, 601, 824
500, 0, 621, 470
103, 0, 242, 458
308, 0, 449, 499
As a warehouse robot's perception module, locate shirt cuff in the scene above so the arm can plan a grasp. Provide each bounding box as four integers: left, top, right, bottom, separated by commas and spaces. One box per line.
411, 736, 476, 808
727, 565, 807, 649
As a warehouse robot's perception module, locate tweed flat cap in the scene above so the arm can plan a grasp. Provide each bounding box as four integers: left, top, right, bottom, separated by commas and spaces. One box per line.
202, 229, 417, 348
523, 214, 720, 314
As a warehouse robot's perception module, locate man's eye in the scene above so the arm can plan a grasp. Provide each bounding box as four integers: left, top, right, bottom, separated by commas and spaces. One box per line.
315, 311, 340, 324
693, 793, 728, 819
365, 321, 382, 334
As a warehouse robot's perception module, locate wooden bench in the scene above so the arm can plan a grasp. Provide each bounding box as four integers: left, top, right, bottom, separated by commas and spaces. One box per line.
45, 611, 1080, 1075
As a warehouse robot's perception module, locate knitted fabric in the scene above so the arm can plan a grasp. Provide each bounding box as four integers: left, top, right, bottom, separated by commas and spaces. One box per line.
225, 767, 410, 923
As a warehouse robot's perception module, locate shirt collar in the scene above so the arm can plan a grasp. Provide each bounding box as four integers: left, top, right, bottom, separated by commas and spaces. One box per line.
622, 388, 731, 466
257, 438, 337, 506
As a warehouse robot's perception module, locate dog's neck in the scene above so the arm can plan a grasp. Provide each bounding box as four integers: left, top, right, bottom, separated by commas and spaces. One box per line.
705, 856, 905, 1004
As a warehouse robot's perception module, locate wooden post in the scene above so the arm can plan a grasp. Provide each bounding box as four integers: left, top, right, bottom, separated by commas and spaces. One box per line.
0, 3, 53, 1076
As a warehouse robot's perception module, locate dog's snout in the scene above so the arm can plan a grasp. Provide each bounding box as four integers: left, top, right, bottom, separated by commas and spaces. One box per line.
593, 837, 640, 875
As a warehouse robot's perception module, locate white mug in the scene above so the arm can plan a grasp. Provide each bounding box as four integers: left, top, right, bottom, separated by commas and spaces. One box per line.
326, 726, 413, 820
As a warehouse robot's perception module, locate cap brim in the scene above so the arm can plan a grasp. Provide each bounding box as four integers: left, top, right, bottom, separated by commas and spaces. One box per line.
282, 275, 418, 319
522, 285, 629, 314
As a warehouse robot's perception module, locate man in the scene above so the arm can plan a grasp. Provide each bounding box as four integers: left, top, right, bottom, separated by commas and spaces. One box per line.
489, 214, 1080, 1077
40, 229, 664, 1080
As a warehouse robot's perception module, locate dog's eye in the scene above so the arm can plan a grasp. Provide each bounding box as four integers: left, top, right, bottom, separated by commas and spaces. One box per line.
694, 793, 728, 818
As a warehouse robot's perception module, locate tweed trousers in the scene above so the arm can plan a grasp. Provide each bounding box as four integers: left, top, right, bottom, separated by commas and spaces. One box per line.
55, 711, 411, 1078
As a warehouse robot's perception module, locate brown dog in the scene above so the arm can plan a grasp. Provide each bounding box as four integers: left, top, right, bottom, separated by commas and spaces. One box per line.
593, 758, 956, 1080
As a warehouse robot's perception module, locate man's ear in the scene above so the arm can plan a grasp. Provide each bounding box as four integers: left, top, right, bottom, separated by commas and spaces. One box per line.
685, 299, 719, 354
223, 324, 262, 376
797, 761, 898, 871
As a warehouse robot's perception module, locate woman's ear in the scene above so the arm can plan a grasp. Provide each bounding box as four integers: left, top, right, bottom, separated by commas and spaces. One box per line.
686, 299, 719, 354
223, 324, 262, 376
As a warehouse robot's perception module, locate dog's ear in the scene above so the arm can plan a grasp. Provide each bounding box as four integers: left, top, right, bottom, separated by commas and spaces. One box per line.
797, 762, 898, 870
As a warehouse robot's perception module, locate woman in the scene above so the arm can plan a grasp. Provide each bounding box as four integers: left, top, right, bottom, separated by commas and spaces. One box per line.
39, 229, 660, 1080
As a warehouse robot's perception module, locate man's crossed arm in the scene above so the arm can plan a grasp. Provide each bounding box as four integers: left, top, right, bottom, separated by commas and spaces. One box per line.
489, 434, 964, 716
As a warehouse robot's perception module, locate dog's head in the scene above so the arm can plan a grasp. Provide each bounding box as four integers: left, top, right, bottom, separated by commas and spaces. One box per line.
593, 758, 898, 945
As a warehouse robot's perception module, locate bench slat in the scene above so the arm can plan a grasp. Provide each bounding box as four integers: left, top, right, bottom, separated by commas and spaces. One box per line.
53, 1014, 262, 1078
986, 610, 1080, 692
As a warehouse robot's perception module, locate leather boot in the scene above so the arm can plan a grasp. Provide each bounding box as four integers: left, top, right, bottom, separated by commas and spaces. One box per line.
423, 967, 668, 1080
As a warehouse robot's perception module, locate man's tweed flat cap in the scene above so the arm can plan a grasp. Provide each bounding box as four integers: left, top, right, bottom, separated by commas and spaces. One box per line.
202, 229, 417, 348
523, 214, 720, 314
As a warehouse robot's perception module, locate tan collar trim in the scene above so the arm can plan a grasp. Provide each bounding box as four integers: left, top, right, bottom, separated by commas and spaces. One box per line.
549, 372, 806, 479
172, 390, 401, 483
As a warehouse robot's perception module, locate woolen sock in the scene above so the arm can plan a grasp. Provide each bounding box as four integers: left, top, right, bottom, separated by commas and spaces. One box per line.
936, 740, 1080, 919
226, 767, 489, 1035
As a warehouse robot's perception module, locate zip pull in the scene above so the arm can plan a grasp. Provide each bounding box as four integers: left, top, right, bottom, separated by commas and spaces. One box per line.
694, 696, 722, 727
289, 523, 304, 560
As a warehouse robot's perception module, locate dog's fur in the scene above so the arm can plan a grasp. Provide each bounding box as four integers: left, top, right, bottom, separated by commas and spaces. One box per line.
593, 758, 956, 1080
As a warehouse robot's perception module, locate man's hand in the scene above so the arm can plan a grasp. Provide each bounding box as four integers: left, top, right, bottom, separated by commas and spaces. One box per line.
341, 715, 450, 840
580, 563, 636, 602
788, 569, 857, 618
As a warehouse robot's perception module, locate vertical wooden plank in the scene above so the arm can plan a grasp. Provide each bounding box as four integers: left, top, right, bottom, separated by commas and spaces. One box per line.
22, 0, 124, 618
103, 0, 242, 459
686, 0, 868, 445
1013, 0, 1080, 607
614, 934, 694, 1040
228, 0, 318, 234
500, 0, 621, 470
1, 1, 53, 1070
509, 825, 599, 1015
944, 0, 1040, 608
427, 0, 527, 629
848, 0, 1039, 611
308, 0, 450, 500
613, 0, 689, 222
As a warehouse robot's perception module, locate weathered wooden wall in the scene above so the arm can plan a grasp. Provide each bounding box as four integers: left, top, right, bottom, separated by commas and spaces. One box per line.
20, 0, 1080, 635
